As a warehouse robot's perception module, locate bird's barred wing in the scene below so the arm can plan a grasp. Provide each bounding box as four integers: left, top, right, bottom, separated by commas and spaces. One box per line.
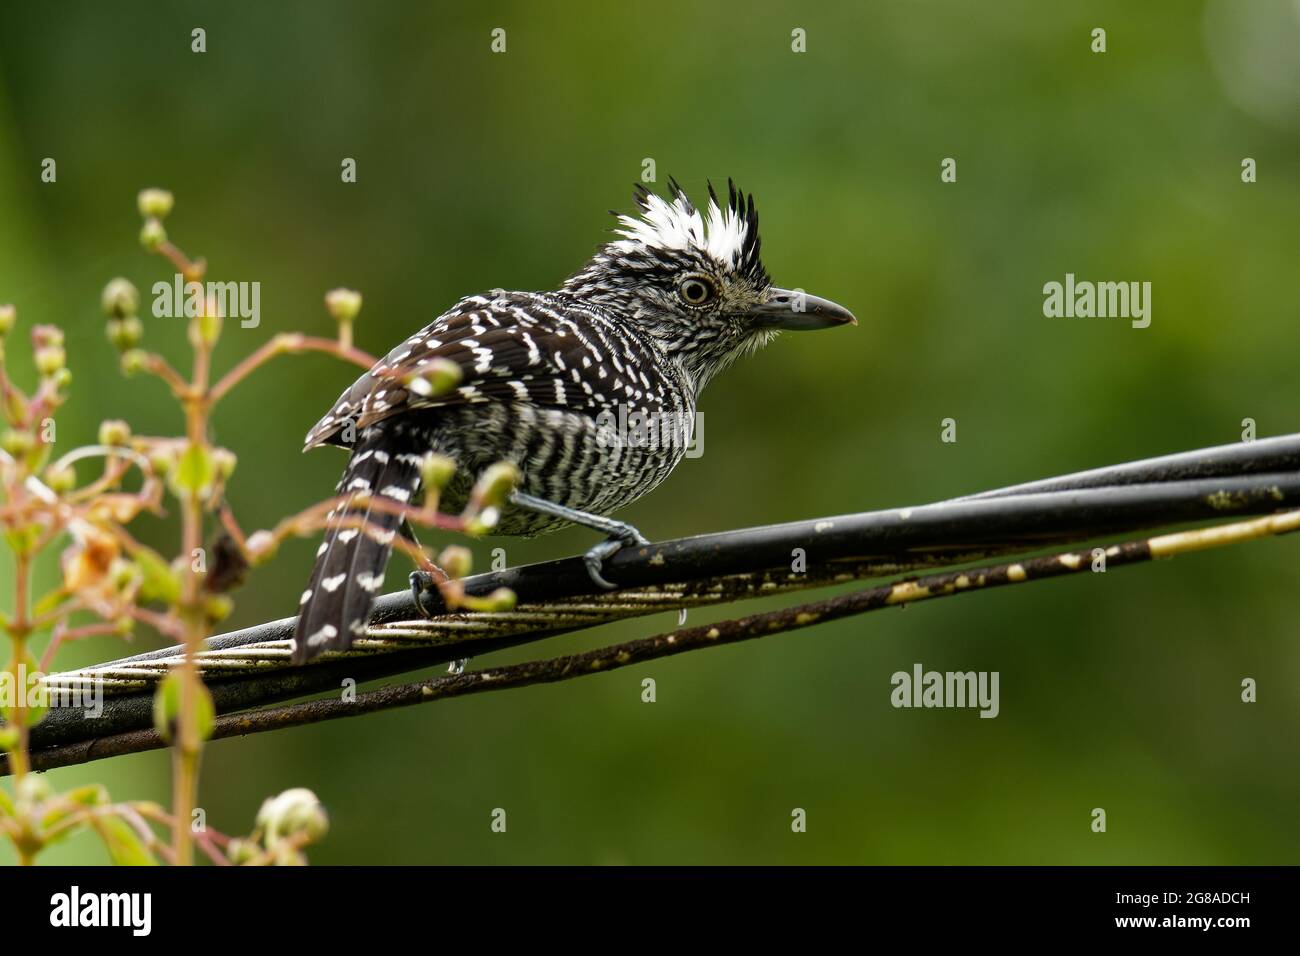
303, 293, 673, 450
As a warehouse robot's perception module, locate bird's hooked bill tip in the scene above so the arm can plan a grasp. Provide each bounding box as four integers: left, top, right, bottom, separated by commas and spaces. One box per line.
750, 288, 857, 330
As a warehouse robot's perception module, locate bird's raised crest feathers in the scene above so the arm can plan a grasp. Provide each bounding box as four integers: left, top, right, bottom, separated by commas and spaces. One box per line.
610, 177, 767, 286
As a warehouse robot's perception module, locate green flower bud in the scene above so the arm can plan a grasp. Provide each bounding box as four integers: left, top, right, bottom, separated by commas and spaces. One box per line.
98, 419, 132, 446
148, 448, 175, 477
101, 278, 140, 319
35, 345, 66, 377
480, 587, 516, 612
323, 288, 363, 324
406, 358, 462, 398
139, 217, 167, 251
212, 447, 237, 480
2, 430, 34, 456
420, 453, 457, 493
137, 188, 175, 220
31, 324, 63, 349
44, 462, 76, 493
436, 545, 473, 579
472, 461, 520, 511
190, 311, 221, 350
120, 349, 147, 376
204, 594, 234, 623
459, 585, 517, 612
257, 787, 329, 844
464, 514, 497, 535
226, 838, 259, 864
227, 837, 260, 868
107, 316, 144, 351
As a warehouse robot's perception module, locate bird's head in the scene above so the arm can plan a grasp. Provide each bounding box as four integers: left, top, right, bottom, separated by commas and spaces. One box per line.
563, 178, 856, 392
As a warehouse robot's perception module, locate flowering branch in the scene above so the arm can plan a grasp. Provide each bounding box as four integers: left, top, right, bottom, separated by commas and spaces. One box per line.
0, 187, 513, 866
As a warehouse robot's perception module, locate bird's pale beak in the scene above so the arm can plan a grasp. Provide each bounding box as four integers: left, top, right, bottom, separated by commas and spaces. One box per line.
749, 287, 857, 330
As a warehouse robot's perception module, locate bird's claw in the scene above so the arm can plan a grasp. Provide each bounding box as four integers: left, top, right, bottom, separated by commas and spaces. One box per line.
409, 570, 436, 618
582, 526, 649, 591
584, 545, 619, 590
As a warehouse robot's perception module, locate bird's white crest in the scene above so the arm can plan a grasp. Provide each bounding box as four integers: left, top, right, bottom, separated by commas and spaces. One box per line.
611, 191, 749, 267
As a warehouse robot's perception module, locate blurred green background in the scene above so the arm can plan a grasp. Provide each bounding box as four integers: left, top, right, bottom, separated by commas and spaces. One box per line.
1, 0, 1298, 864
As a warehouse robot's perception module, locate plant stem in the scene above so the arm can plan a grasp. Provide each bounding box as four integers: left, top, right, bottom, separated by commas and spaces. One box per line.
171, 352, 210, 867
8, 550, 34, 864
207, 334, 376, 406
7, 553, 31, 783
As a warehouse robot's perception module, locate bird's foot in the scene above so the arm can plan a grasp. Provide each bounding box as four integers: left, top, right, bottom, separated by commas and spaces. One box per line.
583, 523, 649, 590
410, 570, 438, 618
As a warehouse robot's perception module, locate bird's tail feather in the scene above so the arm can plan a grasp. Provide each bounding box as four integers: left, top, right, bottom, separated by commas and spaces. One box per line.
293, 424, 422, 663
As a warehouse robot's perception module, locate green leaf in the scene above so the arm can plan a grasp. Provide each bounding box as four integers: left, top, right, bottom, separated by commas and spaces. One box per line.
153, 671, 215, 744
40, 799, 94, 844
62, 783, 110, 807
152, 673, 177, 742
193, 680, 216, 742
91, 814, 157, 866
31, 587, 68, 619
0, 783, 15, 819
170, 442, 214, 498
35, 785, 110, 844
39, 816, 84, 848
3, 525, 41, 555
134, 549, 181, 605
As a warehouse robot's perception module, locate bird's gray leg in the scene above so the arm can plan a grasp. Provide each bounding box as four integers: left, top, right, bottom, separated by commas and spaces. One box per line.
510, 490, 649, 590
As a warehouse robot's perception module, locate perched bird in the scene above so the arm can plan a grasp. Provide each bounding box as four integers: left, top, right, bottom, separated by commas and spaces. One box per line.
292, 179, 855, 663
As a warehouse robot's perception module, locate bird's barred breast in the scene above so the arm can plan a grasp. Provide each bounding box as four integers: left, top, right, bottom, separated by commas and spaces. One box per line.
430, 402, 688, 536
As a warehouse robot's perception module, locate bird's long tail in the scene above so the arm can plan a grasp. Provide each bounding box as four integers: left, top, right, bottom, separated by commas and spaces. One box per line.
293, 424, 423, 663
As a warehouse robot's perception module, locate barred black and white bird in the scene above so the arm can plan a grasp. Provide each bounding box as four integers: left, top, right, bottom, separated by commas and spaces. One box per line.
292, 179, 855, 663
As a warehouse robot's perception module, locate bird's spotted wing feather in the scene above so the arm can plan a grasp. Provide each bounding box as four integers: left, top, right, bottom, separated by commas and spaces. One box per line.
303, 292, 674, 450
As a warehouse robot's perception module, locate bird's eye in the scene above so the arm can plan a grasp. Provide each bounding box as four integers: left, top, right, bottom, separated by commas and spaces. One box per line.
677, 276, 716, 306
